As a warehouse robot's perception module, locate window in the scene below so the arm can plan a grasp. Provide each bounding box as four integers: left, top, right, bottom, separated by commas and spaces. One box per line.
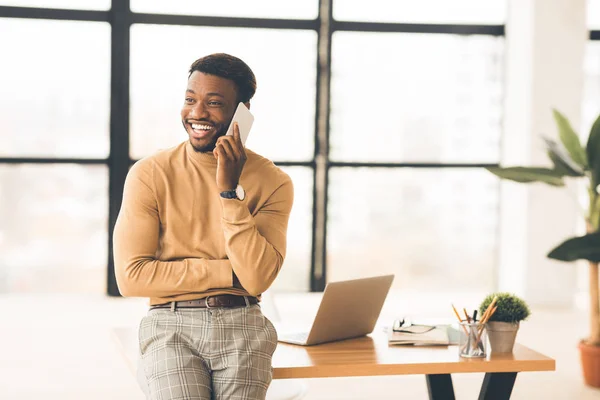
328, 168, 498, 291
0, 1, 506, 295
0, 0, 109, 10
330, 32, 503, 163
589, 0, 600, 30
272, 167, 314, 292
131, 0, 318, 20
130, 25, 317, 162
0, 165, 108, 293
323, 3, 505, 293
0, 18, 110, 158
333, 0, 506, 24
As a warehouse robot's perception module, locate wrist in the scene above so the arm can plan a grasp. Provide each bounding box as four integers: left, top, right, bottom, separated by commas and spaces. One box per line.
220, 184, 245, 201
218, 181, 238, 193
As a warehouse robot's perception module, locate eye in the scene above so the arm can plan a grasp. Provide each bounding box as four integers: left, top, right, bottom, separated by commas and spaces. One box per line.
185, 97, 195, 104
208, 101, 222, 106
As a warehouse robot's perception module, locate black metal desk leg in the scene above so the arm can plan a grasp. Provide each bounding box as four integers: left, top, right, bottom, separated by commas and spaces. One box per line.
426, 374, 455, 400
478, 372, 518, 400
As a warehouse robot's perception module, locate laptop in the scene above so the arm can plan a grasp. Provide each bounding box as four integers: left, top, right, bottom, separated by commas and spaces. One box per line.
277, 274, 395, 346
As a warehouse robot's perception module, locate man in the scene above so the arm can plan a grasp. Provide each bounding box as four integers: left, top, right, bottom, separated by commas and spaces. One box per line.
113, 53, 294, 400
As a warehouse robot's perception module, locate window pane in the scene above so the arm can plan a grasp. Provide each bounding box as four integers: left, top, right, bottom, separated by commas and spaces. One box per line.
327, 168, 498, 293
0, 0, 109, 10
589, 0, 600, 29
583, 42, 600, 139
270, 167, 313, 292
131, 0, 318, 20
130, 25, 316, 161
330, 32, 504, 163
0, 165, 108, 293
0, 19, 110, 158
334, 0, 506, 24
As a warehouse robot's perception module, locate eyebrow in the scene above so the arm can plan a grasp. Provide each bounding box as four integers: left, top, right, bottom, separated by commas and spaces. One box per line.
186, 89, 225, 98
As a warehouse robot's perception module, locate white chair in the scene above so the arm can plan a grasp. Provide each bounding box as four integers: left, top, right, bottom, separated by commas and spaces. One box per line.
262, 291, 309, 400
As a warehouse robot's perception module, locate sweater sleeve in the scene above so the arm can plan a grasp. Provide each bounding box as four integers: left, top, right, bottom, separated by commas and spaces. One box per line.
113, 160, 233, 298
220, 174, 294, 296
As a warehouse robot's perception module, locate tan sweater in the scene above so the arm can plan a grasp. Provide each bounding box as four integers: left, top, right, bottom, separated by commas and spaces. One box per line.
113, 141, 293, 306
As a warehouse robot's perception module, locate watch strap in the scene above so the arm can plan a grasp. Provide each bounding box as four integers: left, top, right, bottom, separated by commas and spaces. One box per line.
220, 189, 238, 199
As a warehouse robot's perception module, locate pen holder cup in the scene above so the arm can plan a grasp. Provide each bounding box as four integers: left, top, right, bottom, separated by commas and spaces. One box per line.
458, 322, 487, 358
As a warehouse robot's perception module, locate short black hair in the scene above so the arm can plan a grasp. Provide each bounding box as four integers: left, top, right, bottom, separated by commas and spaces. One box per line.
188, 53, 257, 103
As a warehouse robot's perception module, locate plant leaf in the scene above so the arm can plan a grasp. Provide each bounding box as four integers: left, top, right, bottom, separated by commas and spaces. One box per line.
542, 136, 585, 177
486, 166, 565, 187
547, 232, 600, 262
586, 113, 600, 187
553, 109, 588, 168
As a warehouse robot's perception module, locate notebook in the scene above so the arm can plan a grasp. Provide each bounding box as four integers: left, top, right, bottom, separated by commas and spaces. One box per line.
387, 323, 460, 346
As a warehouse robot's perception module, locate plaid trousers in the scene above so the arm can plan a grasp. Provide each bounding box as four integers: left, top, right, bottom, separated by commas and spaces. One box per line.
137, 304, 278, 400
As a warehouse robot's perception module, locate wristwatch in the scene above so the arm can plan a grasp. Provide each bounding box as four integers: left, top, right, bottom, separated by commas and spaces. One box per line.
220, 184, 246, 201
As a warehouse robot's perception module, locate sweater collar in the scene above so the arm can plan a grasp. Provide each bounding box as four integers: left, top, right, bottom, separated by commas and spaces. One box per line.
185, 141, 217, 166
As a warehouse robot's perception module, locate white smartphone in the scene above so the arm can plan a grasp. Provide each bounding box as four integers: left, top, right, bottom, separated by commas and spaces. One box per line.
226, 102, 254, 146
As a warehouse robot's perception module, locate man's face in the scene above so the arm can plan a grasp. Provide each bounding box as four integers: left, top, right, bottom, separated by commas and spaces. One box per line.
181, 71, 238, 153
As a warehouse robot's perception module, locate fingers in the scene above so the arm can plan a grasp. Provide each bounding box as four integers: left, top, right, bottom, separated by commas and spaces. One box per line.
214, 143, 225, 160
232, 122, 247, 155
217, 135, 243, 161
215, 140, 235, 161
233, 122, 241, 143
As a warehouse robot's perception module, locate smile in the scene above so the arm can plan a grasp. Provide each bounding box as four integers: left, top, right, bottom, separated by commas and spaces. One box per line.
189, 123, 214, 139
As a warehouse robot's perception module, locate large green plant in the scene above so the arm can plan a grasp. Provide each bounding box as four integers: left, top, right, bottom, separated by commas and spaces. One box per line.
487, 109, 600, 344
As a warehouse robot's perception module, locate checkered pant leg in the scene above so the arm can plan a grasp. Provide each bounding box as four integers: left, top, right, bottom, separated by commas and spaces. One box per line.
137, 304, 278, 400
138, 309, 213, 399
211, 305, 278, 399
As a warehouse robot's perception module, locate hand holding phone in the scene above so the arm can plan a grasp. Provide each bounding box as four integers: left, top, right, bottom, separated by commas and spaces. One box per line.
214, 102, 253, 192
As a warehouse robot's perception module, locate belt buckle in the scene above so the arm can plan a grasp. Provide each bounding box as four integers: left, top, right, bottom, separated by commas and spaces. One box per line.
205, 295, 212, 309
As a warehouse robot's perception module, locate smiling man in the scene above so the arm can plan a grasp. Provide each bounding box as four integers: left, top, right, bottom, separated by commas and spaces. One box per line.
113, 53, 294, 400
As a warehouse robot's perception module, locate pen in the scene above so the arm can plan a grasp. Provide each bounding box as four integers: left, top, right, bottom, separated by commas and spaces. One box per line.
477, 305, 497, 342
463, 308, 471, 323
479, 296, 498, 325
452, 304, 469, 335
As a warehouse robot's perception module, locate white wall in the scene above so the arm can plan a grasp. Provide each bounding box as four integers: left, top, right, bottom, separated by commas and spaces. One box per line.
499, 0, 588, 306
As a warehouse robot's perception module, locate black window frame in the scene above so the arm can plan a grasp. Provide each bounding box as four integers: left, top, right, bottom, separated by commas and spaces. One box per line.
0, 0, 507, 295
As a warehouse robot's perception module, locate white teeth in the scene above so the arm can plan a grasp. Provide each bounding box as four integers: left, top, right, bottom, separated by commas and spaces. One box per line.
191, 124, 212, 130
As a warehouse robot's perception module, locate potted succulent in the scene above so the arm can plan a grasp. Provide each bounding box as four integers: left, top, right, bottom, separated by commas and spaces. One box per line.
486, 109, 600, 386
479, 293, 531, 353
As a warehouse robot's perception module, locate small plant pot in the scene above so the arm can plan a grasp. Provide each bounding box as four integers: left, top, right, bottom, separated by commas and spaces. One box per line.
579, 340, 600, 388
486, 321, 519, 353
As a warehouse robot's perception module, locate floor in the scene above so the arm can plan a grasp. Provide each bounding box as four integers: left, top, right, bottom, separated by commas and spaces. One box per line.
1, 292, 599, 400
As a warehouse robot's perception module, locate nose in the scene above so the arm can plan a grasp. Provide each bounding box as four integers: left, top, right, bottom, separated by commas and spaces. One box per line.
189, 102, 209, 120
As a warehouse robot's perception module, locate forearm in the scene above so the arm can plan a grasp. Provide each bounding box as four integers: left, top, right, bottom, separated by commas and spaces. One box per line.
220, 198, 286, 296
113, 206, 233, 298
115, 255, 233, 298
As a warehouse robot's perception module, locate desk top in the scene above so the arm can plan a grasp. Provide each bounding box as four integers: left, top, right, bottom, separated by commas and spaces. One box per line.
272, 332, 555, 379
112, 328, 555, 380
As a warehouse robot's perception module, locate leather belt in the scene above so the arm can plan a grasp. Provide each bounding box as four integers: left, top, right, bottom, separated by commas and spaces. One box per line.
150, 295, 259, 311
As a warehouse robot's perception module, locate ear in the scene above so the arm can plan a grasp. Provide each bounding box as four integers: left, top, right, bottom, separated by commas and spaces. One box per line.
244, 101, 251, 110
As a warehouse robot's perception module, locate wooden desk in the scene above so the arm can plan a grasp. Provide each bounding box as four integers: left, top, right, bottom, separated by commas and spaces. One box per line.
113, 328, 555, 400
273, 333, 554, 399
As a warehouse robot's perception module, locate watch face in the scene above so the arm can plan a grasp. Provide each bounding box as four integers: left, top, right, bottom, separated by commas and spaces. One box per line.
236, 185, 246, 201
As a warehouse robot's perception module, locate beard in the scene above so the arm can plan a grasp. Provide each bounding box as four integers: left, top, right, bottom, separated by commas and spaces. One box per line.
185, 120, 228, 153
